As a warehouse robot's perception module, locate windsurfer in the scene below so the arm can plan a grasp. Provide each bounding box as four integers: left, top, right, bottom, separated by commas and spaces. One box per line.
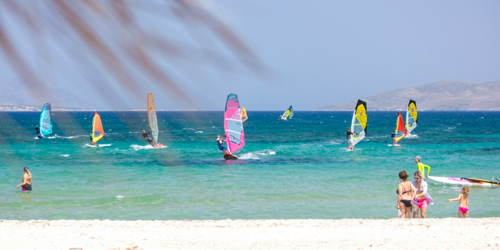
35, 125, 42, 138
217, 135, 229, 154
415, 156, 430, 179
143, 130, 155, 147
346, 128, 356, 150
89, 132, 96, 146
392, 130, 397, 145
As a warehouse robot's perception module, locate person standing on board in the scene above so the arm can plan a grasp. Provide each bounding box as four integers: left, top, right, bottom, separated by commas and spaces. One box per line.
142, 130, 155, 147
346, 128, 356, 150
35, 125, 42, 138
391, 130, 397, 145
415, 156, 430, 179
217, 135, 229, 154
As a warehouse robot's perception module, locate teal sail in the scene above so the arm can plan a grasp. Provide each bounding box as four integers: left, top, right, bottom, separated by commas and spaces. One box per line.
40, 103, 52, 137
289, 106, 294, 119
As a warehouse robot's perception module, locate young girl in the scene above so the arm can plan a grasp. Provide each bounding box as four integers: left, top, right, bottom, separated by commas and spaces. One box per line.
448, 186, 470, 218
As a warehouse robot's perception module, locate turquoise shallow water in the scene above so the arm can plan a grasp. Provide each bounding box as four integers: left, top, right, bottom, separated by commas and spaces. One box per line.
0, 111, 499, 220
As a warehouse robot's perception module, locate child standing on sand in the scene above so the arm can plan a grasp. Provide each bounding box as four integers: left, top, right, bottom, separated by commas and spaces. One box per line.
448, 186, 470, 218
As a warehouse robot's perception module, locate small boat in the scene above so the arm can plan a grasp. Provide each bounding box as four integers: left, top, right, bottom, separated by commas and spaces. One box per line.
428, 176, 500, 187
224, 93, 245, 160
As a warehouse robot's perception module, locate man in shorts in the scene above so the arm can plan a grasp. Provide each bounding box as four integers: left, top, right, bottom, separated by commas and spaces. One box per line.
217, 135, 229, 154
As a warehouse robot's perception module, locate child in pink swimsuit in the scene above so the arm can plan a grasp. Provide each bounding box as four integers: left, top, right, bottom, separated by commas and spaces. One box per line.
448, 186, 470, 218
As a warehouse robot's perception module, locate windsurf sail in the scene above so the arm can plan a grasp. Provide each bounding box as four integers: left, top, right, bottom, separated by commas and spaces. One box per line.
280, 106, 293, 120
224, 93, 245, 154
92, 112, 105, 144
394, 112, 406, 143
39, 102, 52, 137
406, 100, 418, 133
241, 107, 248, 122
147, 93, 159, 146
350, 100, 367, 146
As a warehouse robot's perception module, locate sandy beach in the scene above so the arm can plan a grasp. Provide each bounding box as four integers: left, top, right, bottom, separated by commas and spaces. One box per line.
1, 219, 499, 249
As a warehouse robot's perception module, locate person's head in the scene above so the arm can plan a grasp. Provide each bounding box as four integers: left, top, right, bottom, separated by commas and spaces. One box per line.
415, 156, 421, 163
217, 135, 220, 139
399, 170, 408, 181
414, 170, 423, 182
36, 125, 39, 128
348, 128, 350, 131
23, 167, 31, 177
143, 130, 146, 133
461, 186, 470, 198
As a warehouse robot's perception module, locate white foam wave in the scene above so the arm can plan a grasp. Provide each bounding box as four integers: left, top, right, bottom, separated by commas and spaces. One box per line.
47, 134, 86, 139
60, 154, 70, 157
405, 134, 419, 138
84, 144, 112, 148
238, 153, 260, 160
116, 195, 124, 199
130, 144, 167, 151
195, 131, 203, 133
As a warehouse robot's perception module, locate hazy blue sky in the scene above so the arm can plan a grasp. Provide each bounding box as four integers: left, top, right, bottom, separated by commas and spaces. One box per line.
0, 1, 499, 110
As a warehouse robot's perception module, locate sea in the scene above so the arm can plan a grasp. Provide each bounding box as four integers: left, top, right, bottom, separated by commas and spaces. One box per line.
0, 111, 499, 220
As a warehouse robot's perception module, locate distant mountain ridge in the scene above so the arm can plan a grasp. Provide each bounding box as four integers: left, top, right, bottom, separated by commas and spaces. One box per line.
0, 79, 93, 109
316, 80, 500, 111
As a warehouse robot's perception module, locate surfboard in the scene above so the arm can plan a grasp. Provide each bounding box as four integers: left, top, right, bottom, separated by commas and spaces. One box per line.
428, 175, 500, 187
154, 143, 164, 148
223, 153, 238, 160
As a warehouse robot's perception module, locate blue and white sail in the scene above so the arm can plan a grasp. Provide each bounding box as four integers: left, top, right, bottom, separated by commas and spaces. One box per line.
39, 102, 52, 137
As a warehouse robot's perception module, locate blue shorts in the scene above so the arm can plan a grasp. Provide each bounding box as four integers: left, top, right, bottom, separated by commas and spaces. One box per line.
219, 145, 226, 151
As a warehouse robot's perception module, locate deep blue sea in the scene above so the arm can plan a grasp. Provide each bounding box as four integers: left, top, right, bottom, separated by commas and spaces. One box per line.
0, 111, 499, 220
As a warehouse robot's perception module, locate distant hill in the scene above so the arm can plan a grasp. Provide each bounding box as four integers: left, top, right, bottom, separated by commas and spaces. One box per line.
316, 80, 500, 111
0, 79, 93, 109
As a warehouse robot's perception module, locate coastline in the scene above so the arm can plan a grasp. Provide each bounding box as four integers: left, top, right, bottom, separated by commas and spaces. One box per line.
1, 219, 499, 249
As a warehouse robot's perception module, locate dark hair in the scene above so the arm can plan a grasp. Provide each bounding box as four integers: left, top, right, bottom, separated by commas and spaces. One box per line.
399, 170, 408, 181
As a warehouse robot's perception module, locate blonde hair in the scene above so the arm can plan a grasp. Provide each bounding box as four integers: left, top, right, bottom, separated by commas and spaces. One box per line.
462, 186, 470, 199
414, 170, 424, 179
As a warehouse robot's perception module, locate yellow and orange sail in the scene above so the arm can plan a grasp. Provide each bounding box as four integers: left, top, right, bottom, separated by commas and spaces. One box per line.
92, 112, 105, 144
241, 107, 248, 122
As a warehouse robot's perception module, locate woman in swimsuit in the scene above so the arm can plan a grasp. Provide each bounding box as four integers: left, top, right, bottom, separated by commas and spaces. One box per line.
16, 167, 32, 191
412, 170, 434, 218
397, 170, 416, 218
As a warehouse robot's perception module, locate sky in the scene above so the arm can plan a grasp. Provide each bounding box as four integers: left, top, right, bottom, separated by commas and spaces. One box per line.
0, 0, 499, 110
